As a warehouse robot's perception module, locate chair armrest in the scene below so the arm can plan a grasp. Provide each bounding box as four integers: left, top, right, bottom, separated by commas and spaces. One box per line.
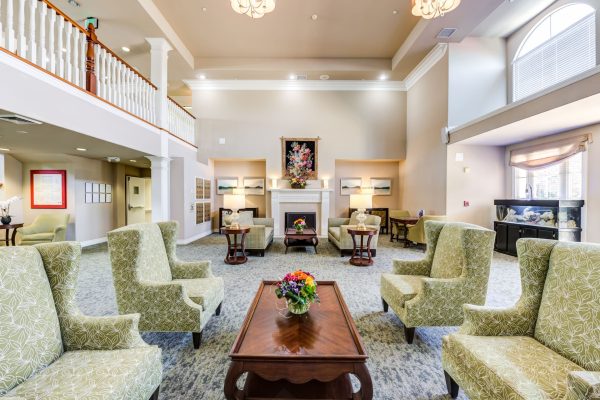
61, 314, 147, 351
171, 260, 213, 279
52, 225, 67, 242
329, 218, 350, 228
459, 304, 532, 336
253, 218, 273, 227
2, 397, 27, 399
566, 371, 600, 400
18, 225, 38, 236
392, 259, 431, 276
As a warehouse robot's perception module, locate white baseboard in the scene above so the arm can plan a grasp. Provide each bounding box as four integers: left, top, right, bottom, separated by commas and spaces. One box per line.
81, 237, 107, 247
177, 230, 212, 245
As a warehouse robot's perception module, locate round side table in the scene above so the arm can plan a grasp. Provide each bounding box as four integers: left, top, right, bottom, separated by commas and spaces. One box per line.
1, 223, 23, 246
347, 228, 378, 267
220, 226, 251, 265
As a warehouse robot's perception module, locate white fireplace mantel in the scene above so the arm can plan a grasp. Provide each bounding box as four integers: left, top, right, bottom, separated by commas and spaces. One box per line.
268, 188, 333, 237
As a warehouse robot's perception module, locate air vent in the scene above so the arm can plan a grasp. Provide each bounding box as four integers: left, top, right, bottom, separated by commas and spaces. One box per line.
0, 114, 42, 125
296, 75, 308, 80
437, 28, 457, 39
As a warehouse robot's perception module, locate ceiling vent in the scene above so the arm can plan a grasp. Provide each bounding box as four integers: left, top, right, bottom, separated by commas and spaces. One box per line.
0, 114, 42, 125
296, 75, 308, 80
437, 28, 457, 39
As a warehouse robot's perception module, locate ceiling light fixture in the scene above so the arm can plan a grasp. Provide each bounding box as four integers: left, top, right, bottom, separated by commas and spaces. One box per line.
199, 74, 206, 80
311, 14, 318, 21
411, 0, 461, 19
76, 148, 87, 152
121, 46, 131, 52
16, 130, 27, 134
230, 0, 275, 19
0, 148, 10, 152
130, 160, 137, 163
289, 74, 298, 80
320, 75, 330, 80
379, 74, 388, 81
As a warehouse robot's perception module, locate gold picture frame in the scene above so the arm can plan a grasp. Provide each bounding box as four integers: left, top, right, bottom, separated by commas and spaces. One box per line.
281, 137, 320, 179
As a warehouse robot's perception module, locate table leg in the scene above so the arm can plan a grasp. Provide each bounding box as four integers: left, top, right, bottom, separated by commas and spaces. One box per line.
350, 233, 358, 261
390, 222, 396, 242
5, 229, 9, 247
352, 363, 373, 400
224, 361, 246, 400
224, 234, 233, 264
241, 233, 247, 262
366, 235, 374, 264
234, 234, 239, 261
402, 223, 410, 248
313, 237, 319, 254
359, 235, 365, 261
11, 228, 17, 246
284, 236, 289, 254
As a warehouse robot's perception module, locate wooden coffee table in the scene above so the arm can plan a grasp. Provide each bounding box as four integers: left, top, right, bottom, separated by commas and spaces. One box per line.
224, 281, 373, 400
284, 228, 319, 254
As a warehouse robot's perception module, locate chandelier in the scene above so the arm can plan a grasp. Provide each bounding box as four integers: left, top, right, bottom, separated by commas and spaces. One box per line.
230, 0, 276, 19
411, 0, 461, 19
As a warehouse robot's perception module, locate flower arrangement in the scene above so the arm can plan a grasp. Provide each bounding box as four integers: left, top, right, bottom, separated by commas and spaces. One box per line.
293, 217, 306, 233
0, 196, 20, 224
287, 142, 314, 189
275, 270, 319, 315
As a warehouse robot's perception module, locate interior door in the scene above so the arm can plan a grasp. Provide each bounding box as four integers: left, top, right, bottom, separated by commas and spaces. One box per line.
126, 176, 146, 225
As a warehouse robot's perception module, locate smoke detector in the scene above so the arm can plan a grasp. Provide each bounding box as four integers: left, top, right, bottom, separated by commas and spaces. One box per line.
0, 114, 42, 125
437, 28, 457, 39
106, 157, 121, 163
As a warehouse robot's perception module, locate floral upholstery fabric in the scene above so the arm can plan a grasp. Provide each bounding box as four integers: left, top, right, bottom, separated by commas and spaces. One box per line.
108, 221, 223, 332
0, 247, 63, 394
443, 239, 600, 400
381, 221, 495, 328
0, 242, 162, 399
172, 278, 225, 315
6, 347, 162, 400
379, 274, 423, 309
442, 334, 584, 400
327, 217, 381, 252
430, 224, 466, 279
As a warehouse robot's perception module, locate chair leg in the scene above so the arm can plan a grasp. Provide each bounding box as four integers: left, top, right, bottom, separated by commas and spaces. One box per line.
192, 332, 202, 349
260, 250, 265, 257
215, 302, 223, 316
404, 326, 415, 344
149, 386, 160, 400
444, 371, 459, 398
382, 298, 389, 313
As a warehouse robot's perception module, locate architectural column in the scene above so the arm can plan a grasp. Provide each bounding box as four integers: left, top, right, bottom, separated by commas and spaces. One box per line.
146, 37, 172, 157
146, 156, 170, 222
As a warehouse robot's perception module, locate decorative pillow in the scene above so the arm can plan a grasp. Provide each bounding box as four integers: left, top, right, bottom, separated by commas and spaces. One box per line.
238, 211, 254, 227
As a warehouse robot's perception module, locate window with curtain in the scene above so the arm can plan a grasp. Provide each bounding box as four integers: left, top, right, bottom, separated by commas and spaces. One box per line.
513, 3, 596, 102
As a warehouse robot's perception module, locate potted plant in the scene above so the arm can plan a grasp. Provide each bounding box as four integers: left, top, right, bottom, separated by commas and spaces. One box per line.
275, 270, 319, 315
0, 196, 20, 225
287, 142, 314, 189
293, 217, 306, 234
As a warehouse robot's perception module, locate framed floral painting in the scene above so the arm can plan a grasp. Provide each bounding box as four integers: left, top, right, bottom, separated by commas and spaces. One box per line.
281, 137, 319, 179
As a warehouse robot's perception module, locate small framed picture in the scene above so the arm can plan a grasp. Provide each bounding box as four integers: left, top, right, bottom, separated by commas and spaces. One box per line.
340, 178, 362, 196
243, 177, 265, 196
93, 183, 100, 193
99, 193, 106, 203
85, 182, 93, 193
85, 193, 93, 203
99, 183, 106, 194
217, 177, 238, 195
106, 184, 112, 194
371, 178, 392, 196
106, 193, 112, 203
92, 193, 100, 203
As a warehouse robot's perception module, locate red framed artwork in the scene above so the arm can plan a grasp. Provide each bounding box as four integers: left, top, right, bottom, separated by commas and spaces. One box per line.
30, 170, 67, 209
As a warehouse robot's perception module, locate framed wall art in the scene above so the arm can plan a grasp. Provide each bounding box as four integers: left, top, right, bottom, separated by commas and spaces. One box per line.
243, 177, 265, 196
340, 178, 362, 196
281, 137, 319, 179
30, 170, 67, 209
203, 179, 211, 199
217, 177, 238, 195
196, 178, 204, 200
371, 178, 393, 196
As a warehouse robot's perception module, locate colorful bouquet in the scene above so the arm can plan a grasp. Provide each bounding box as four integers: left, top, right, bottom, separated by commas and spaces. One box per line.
275, 270, 319, 315
287, 142, 314, 188
293, 217, 306, 232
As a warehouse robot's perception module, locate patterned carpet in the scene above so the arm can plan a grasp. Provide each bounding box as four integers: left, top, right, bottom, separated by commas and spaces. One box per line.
77, 234, 521, 400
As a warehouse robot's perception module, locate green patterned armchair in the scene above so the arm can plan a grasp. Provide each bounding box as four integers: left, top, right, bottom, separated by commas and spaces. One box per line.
0, 243, 162, 400
442, 239, 600, 400
328, 212, 382, 256
107, 221, 224, 349
381, 221, 495, 343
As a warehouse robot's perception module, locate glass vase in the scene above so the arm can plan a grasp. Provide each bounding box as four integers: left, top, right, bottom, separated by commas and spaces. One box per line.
287, 299, 310, 315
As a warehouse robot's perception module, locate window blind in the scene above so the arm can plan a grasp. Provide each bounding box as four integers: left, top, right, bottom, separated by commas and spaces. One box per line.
513, 14, 596, 102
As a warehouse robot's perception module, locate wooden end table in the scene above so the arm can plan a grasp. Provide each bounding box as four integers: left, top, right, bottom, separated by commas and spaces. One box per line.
390, 217, 419, 247
1, 223, 23, 246
224, 281, 373, 400
220, 226, 251, 265
347, 228, 378, 267
284, 228, 319, 254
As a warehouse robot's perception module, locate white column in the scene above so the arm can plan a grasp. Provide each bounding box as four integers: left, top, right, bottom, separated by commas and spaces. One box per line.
145, 156, 170, 222
320, 190, 330, 237
146, 38, 172, 132
271, 190, 281, 237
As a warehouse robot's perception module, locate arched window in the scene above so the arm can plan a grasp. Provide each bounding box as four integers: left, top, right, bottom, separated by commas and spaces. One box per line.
513, 3, 596, 101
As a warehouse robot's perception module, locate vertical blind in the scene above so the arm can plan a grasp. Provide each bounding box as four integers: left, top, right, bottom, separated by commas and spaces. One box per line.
513, 14, 596, 102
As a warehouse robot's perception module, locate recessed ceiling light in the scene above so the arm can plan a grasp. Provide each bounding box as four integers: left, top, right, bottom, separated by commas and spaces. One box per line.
289, 74, 298, 80
106, 156, 121, 163
0, 148, 10, 152
16, 130, 27, 134
121, 46, 131, 52
76, 148, 87, 151
62, 47, 67, 53
199, 74, 206, 80
379, 74, 388, 81
202, 7, 207, 11
392, 10, 398, 14
320, 75, 330, 80
311, 14, 318, 20
129, 159, 137, 163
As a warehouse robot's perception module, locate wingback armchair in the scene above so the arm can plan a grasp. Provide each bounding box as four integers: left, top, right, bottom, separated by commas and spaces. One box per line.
381, 221, 495, 343
0, 243, 162, 400
328, 211, 382, 256
107, 221, 224, 349
442, 239, 600, 399
19, 213, 70, 245
406, 215, 447, 245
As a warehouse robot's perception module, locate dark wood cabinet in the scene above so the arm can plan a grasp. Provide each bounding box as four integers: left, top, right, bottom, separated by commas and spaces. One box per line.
494, 223, 508, 252
538, 228, 557, 240
494, 221, 566, 257
506, 224, 521, 256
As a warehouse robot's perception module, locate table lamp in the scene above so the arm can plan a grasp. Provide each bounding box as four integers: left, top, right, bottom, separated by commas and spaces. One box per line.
350, 193, 373, 230
223, 189, 246, 228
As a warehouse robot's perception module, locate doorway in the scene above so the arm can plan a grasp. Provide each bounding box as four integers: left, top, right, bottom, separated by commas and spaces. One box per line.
126, 176, 152, 224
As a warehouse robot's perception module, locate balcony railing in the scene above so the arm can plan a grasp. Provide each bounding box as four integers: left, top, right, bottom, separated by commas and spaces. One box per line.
0, 0, 195, 146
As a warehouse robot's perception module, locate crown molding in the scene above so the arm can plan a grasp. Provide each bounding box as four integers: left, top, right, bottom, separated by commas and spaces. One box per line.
404, 43, 449, 91
183, 79, 407, 92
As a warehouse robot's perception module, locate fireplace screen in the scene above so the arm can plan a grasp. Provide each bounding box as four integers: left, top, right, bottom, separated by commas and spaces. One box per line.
285, 212, 317, 230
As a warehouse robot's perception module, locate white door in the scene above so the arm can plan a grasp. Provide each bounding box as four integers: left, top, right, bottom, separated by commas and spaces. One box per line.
126, 176, 146, 225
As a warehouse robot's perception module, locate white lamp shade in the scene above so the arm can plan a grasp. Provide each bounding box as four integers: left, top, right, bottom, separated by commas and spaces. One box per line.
350, 194, 372, 210
224, 194, 245, 211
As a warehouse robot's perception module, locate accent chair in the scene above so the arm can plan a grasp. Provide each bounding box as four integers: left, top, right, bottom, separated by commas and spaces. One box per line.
107, 221, 224, 349
406, 215, 447, 245
442, 238, 600, 399
18, 213, 70, 245
328, 211, 382, 257
236, 211, 274, 256
0, 243, 162, 400
390, 209, 411, 241
381, 221, 495, 343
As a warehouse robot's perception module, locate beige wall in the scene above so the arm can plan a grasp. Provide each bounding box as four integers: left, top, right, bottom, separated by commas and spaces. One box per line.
213, 160, 267, 219
446, 144, 506, 228
402, 54, 449, 216
334, 160, 402, 218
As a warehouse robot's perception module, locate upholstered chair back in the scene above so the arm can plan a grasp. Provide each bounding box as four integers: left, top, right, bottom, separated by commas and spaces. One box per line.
349, 211, 381, 227
0, 247, 63, 394
28, 213, 70, 235
534, 241, 600, 371
430, 224, 467, 278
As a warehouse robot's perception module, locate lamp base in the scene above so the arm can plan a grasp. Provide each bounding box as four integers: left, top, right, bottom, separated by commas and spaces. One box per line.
230, 211, 240, 229
356, 209, 367, 230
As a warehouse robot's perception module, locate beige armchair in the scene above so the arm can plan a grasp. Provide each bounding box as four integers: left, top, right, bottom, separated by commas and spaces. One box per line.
236, 212, 274, 256
381, 221, 495, 343
390, 209, 411, 242
328, 211, 382, 256
443, 238, 600, 399
107, 221, 224, 349
19, 213, 70, 245
406, 215, 447, 245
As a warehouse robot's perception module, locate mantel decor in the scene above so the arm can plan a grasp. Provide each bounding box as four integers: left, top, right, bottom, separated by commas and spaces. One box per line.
282, 137, 319, 188
275, 270, 319, 315
30, 170, 67, 209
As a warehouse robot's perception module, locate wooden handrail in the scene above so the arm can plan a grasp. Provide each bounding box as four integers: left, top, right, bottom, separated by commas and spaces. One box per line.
168, 95, 196, 119
41, 0, 87, 35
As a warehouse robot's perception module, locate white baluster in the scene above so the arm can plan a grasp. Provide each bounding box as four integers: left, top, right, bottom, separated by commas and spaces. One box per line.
0, 0, 4, 48
27, 0, 36, 63
101, 47, 107, 98
15, 0, 24, 55
95, 44, 102, 96
72, 27, 79, 85
48, 8, 55, 73
64, 23, 71, 81
110, 54, 117, 103
125, 68, 132, 112
57, 16, 63, 77
38, 1, 47, 68
80, 32, 86, 87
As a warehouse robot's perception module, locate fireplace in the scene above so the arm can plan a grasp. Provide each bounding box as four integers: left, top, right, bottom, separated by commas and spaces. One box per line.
285, 212, 317, 230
